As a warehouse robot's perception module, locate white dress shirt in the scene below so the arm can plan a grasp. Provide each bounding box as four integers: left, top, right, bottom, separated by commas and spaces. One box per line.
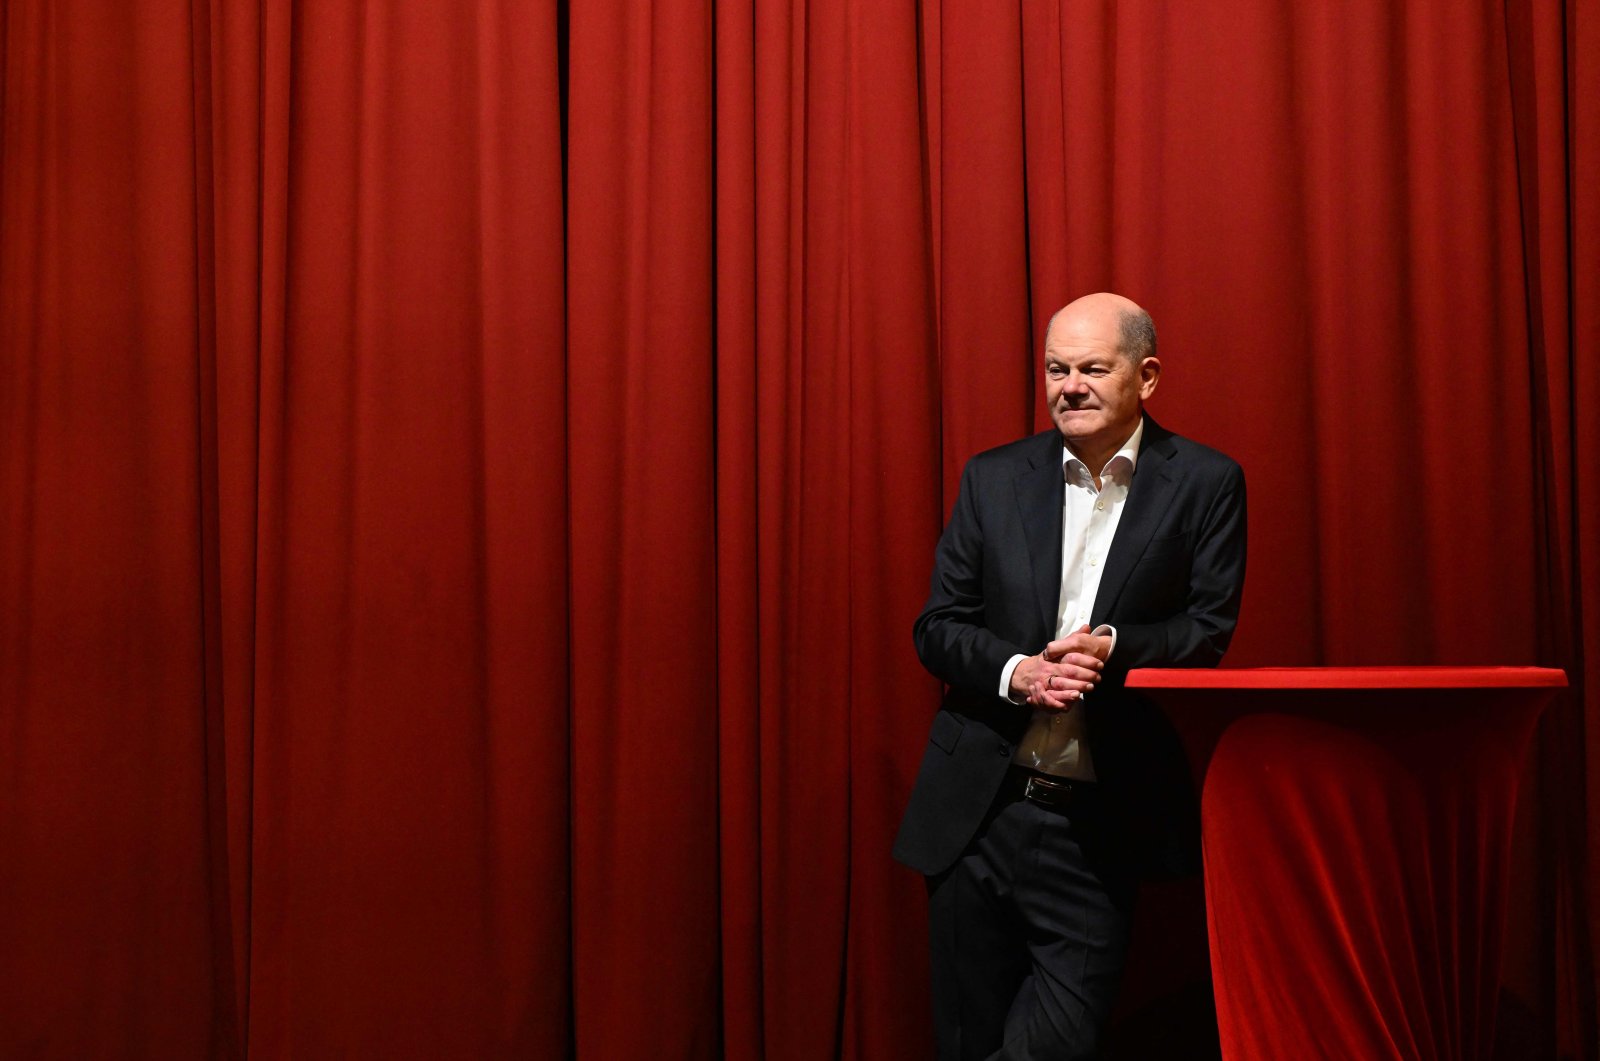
999, 419, 1144, 779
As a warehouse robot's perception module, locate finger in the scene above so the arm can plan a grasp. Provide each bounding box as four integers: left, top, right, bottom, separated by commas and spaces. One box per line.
1054, 634, 1098, 656
1044, 637, 1086, 659
1039, 676, 1069, 704
1041, 688, 1080, 711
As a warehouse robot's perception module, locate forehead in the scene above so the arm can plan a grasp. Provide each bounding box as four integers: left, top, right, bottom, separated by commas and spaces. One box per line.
1044, 311, 1122, 361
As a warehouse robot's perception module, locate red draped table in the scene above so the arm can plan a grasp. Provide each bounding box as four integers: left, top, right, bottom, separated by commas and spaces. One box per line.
1124, 667, 1567, 1061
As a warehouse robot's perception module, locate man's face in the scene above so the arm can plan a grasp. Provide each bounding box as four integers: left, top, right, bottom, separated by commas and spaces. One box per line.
1044, 311, 1159, 458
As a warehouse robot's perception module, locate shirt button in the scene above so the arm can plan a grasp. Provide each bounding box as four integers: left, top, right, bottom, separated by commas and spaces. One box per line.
1096, 501, 1105, 510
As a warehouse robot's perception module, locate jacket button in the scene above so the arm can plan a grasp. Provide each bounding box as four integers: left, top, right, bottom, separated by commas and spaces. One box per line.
997, 743, 1009, 757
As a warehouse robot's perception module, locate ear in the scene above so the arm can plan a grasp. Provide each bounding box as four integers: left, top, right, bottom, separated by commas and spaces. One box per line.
1138, 357, 1161, 400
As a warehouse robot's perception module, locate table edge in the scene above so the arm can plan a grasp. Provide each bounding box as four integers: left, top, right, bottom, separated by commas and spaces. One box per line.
1125, 666, 1569, 690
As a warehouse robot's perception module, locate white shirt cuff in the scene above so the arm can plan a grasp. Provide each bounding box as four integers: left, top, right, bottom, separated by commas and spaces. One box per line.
1093, 624, 1118, 659
998, 653, 1028, 703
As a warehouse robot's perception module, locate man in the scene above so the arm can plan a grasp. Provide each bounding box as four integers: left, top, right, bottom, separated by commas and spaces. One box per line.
894, 292, 1247, 1059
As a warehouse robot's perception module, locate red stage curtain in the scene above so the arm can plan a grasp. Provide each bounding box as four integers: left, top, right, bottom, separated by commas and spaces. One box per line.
1, 0, 1595, 1058
3, 1, 570, 1056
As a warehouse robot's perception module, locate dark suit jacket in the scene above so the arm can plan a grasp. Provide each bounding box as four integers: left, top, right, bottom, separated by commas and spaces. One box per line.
893, 415, 1247, 878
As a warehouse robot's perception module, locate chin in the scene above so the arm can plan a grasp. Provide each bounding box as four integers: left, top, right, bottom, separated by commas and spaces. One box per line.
1055, 417, 1100, 439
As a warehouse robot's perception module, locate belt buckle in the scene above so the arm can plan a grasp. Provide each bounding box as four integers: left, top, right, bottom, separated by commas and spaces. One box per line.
1023, 773, 1070, 806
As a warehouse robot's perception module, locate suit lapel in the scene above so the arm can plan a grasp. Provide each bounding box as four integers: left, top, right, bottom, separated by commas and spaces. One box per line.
1092, 417, 1180, 624
1015, 431, 1065, 642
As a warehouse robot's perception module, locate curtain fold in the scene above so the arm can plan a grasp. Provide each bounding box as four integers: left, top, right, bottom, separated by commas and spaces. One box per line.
1, 0, 1594, 1057
1, 1, 223, 1054
231, 2, 571, 1055
565, 0, 722, 1053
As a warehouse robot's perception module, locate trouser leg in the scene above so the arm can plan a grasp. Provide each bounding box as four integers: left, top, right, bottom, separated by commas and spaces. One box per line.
927, 802, 1032, 1061
993, 798, 1134, 1061
927, 793, 1134, 1061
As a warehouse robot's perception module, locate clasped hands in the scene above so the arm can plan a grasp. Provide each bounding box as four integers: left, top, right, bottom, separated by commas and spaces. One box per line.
1008, 624, 1112, 711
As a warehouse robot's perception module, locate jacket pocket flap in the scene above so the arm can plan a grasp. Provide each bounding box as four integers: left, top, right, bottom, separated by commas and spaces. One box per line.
930, 711, 964, 754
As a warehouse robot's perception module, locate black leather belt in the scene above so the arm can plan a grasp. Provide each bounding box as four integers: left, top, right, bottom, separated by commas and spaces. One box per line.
1003, 766, 1098, 813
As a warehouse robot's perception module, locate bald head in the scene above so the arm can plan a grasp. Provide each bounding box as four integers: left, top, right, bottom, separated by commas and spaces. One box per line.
1046, 292, 1156, 364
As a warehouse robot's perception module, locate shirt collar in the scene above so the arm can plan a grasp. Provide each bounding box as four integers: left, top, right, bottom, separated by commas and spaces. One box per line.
1063, 417, 1145, 479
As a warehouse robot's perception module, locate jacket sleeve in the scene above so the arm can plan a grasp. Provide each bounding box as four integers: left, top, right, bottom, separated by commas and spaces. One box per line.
911, 459, 1028, 697
1104, 461, 1248, 680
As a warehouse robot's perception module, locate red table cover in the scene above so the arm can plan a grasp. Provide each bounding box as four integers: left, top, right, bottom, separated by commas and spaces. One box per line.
1125, 667, 1566, 1061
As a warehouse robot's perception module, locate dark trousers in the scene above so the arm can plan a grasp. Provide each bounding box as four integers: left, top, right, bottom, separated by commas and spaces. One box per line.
927, 786, 1135, 1061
